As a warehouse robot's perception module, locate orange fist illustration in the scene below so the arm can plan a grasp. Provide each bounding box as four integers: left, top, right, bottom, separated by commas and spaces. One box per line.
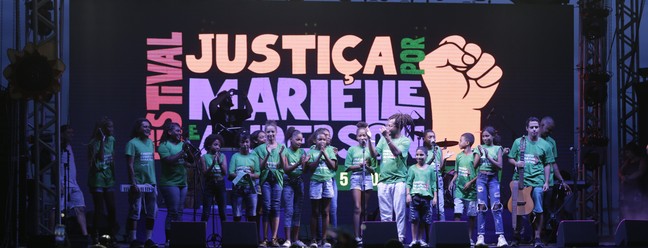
420, 35, 502, 158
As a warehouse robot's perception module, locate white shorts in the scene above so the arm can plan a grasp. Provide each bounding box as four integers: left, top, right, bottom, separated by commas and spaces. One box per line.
61, 186, 86, 209
310, 180, 334, 199
454, 198, 477, 217
349, 173, 373, 191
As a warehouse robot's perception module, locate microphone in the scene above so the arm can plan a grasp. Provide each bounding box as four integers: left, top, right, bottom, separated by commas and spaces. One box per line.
486, 107, 495, 120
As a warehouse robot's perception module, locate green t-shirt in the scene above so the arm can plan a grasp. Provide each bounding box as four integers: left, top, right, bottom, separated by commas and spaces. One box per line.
478, 144, 502, 172
344, 146, 376, 174
125, 137, 156, 184
229, 152, 260, 187
454, 148, 478, 200
508, 137, 556, 187
203, 153, 226, 181
285, 148, 306, 178
545, 136, 558, 185
406, 164, 437, 197
158, 141, 188, 186
254, 143, 286, 187
376, 136, 411, 183
88, 137, 115, 188
309, 146, 338, 182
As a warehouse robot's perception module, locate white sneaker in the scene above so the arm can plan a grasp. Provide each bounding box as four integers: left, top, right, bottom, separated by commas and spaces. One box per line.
309, 240, 318, 248
321, 242, 331, 248
475, 235, 486, 247
282, 240, 291, 247
497, 235, 509, 247
294, 240, 306, 247
470, 238, 475, 247
409, 240, 418, 247
355, 237, 362, 245
419, 240, 429, 247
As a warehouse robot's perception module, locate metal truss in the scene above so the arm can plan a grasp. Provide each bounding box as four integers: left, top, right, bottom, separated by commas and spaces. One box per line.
578, 0, 609, 236
14, 0, 62, 241
616, 0, 640, 150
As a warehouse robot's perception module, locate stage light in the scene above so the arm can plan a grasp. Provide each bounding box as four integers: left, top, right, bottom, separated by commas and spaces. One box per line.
583, 70, 610, 106
580, 2, 610, 40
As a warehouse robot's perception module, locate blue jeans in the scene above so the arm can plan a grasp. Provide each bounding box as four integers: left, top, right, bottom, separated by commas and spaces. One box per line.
160, 186, 187, 231
232, 184, 258, 217
202, 179, 227, 222
283, 178, 304, 227
330, 177, 338, 227
476, 173, 504, 235
262, 181, 282, 219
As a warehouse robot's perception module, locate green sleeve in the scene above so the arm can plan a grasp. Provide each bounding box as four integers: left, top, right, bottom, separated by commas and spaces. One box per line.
508, 139, 520, 160
406, 167, 414, 191
376, 138, 385, 156
125, 140, 135, 156
229, 153, 238, 175
158, 142, 171, 158
344, 147, 354, 170
397, 138, 411, 159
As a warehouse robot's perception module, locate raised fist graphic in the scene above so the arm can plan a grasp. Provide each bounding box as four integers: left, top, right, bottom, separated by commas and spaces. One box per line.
420, 35, 502, 157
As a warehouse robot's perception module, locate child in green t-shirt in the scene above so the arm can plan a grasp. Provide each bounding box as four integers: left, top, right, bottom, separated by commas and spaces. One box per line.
228, 132, 260, 222
281, 127, 309, 247
307, 130, 337, 248
406, 146, 437, 247
87, 117, 117, 239
450, 132, 479, 245
200, 134, 228, 225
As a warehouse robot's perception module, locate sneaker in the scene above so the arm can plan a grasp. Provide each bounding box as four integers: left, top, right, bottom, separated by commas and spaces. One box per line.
534, 238, 544, 248
475, 235, 486, 247
510, 239, 519, 247
355, 237, 363, 245
470, 238, 475, 247
409, 240, 418, 247
271, 238, 281, 247
321, 241, 331, 248
419, 240, 429, 247
294, 240, 306, 247
309, 240, 319, 248
260, 240, 268, 247
282, 240, 292, 247
497, 234, 509, 247
129, 240, 142, 248
144, 239, 158, 248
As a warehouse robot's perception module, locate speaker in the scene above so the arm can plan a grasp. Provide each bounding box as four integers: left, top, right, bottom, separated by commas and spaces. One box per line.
221, 222, 259, 248
556, 220, 597, 247
615, 219, 648, 246
430, 221, 470, 248
362, 221, 398, 248
170, 221, 206, 248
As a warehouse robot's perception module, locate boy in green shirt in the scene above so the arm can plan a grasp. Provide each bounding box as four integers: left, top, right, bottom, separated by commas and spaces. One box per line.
450, 132, 479, 245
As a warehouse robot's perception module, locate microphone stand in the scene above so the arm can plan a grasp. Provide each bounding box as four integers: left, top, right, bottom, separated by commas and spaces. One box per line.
432, 145, 444, 221
361, 141, 367, 230
63, 148, 70, 223
182, 138, 203, 221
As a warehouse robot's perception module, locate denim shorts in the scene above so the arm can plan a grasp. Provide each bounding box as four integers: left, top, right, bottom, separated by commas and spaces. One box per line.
349, 173, 373, 191
454, 198, 477, 217
309, 180, 334, 199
